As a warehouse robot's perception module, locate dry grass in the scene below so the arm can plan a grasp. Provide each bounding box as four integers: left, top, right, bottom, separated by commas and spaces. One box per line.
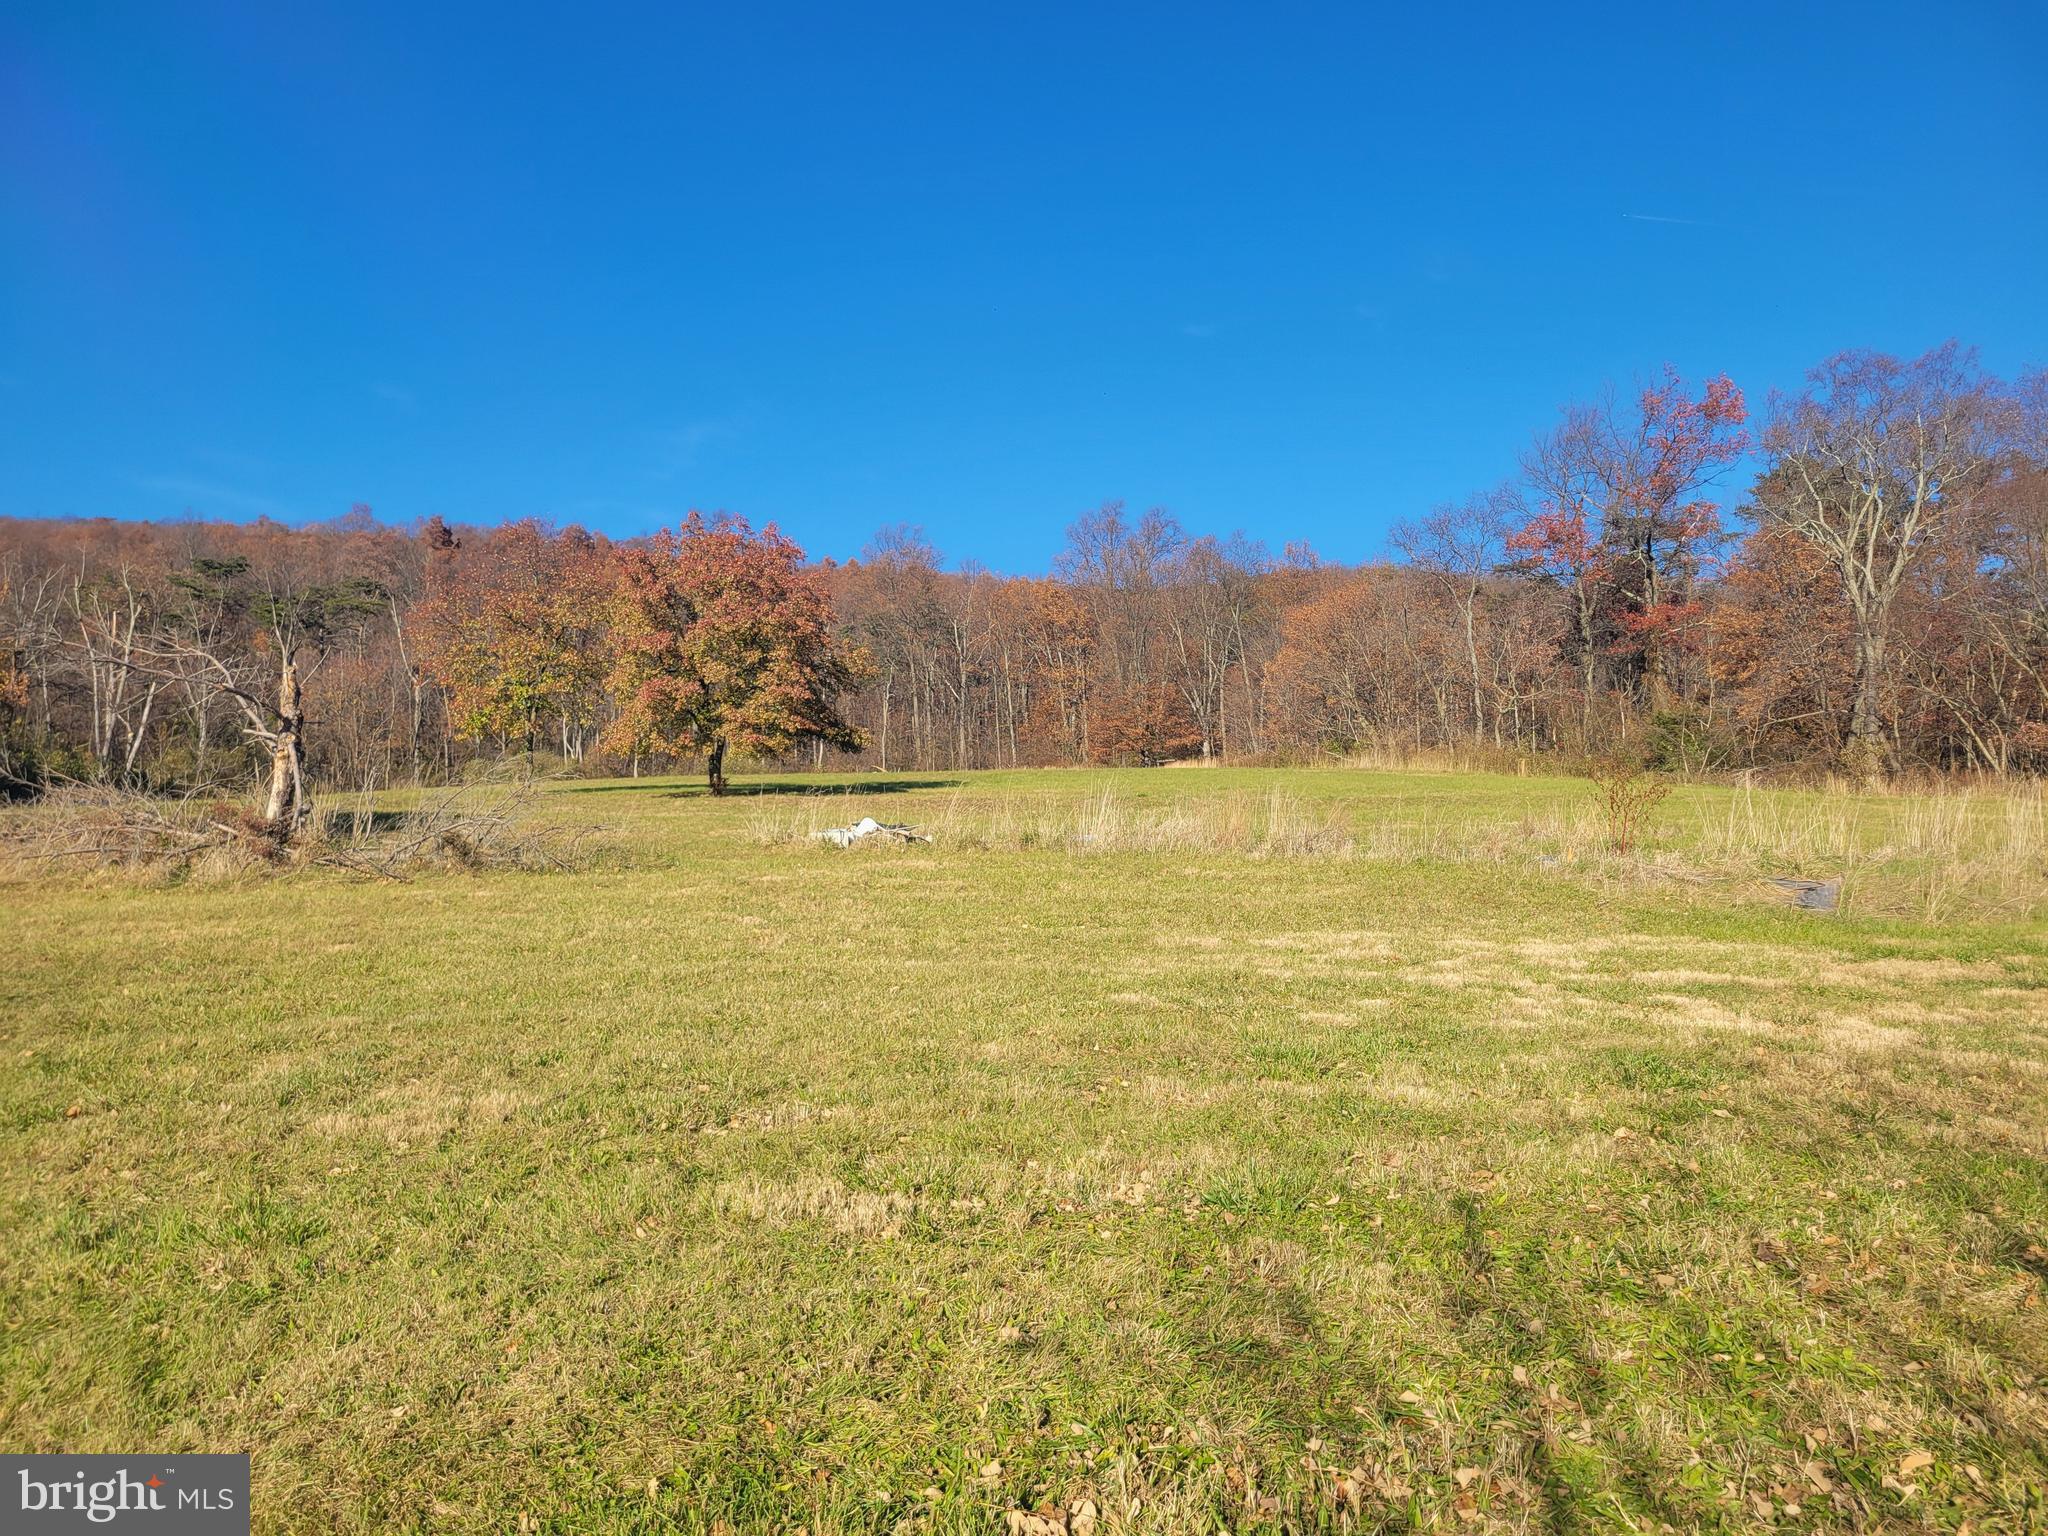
1328, 741, 1539, 776
748, 774, 2048, 921
1682, 778, 2048, 920
747, 786, 1357, 859
709, 1176, 917, 1239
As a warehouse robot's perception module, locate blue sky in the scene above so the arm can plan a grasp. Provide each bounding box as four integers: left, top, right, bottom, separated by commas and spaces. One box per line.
3, 2, 2044, 572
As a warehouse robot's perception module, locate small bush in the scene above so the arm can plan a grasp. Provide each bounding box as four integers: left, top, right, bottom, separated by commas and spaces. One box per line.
1588, 757, 1670, 854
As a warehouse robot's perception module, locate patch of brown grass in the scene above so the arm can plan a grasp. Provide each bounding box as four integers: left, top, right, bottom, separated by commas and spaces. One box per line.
708, 1176, 915, 1239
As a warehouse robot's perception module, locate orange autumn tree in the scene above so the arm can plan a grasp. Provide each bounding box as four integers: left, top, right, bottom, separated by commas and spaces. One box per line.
414, 520, 612, 760
604, 513, 866, 793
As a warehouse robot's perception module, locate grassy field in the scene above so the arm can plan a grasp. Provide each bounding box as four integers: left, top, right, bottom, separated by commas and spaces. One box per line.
3, 766, 2046, 1533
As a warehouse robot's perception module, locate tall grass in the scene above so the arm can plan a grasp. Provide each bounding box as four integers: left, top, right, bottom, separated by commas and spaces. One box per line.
1329, 741, 1537, 776
1679, 776, 2047, 920
748, 775, 2048, 919
747, 786, 1356, 859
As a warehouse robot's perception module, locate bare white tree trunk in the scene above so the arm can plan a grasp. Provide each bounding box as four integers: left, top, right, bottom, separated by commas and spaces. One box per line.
262, 660, 307, 826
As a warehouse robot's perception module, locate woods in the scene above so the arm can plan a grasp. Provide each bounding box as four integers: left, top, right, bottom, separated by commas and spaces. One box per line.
5, 345, 2044, 808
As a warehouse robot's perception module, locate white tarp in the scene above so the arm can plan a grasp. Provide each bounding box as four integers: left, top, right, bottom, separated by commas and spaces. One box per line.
819, 816, 930, 848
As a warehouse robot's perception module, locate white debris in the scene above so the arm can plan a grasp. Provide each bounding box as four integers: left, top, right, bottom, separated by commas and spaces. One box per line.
818, 816, 930, 848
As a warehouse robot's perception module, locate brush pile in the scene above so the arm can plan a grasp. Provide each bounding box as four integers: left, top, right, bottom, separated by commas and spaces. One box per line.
0, 780, 598, 882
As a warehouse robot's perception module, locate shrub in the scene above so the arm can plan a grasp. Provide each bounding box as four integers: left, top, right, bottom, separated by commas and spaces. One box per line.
1588, 757, 1669, 854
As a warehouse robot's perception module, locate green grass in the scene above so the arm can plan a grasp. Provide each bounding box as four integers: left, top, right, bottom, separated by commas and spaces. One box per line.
3, 766, 2046, 1532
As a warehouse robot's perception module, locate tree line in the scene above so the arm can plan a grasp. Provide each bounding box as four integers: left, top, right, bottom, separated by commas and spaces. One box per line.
3, 343, 2044, 812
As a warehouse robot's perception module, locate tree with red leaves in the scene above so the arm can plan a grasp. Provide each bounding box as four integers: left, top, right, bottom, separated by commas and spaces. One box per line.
1505, 499, 1609, 737
1523, 368, 1748, 713
604, 513, 866, 793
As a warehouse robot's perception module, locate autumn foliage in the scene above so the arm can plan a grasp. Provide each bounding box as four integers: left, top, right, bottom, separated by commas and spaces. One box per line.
2, 345, 2043, 799
603, 513, 865, 792
414, 520, 611, 758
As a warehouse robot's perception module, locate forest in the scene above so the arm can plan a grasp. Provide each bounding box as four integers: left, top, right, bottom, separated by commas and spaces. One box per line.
5, 342, 2045, 807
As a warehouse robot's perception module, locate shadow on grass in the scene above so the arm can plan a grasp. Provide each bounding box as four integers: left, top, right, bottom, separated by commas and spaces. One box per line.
330, 808, 412, 833
557, 777, 964, 799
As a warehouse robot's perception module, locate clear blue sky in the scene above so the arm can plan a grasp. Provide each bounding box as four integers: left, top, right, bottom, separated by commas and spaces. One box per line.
4, 2, 2044, 572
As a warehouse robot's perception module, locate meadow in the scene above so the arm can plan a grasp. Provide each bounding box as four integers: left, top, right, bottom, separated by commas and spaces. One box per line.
2, 765, 2045, 1533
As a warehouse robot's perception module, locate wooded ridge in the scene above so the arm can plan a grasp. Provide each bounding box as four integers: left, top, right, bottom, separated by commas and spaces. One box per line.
4, 345, 2044, 802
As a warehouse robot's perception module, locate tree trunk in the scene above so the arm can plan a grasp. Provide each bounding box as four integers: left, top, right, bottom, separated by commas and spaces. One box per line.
122, 681, 158, 779
263, 659, 307, 828
409, 673, 424, 785
1639, 532, 1673, 712
707, 737, 727, 795
1846, 627, 1889, 782
1464, 598, 1484, 742
1643, 640, 1672, 713
1576, 585, 1598, 744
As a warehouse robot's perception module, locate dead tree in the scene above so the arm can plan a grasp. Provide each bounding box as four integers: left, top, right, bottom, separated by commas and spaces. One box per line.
82, 558, 386, 832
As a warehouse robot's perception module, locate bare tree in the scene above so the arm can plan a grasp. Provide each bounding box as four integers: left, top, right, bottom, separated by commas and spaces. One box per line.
852, 525, 947, 772
102, 553, 387, 828
1059, 501, 1182, 671
1753, 344, 2011, 777
69, 566, 162, 780
1395, 488, 1514, 742
1163, 533, 1267, 760
1, 555, 68, 783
